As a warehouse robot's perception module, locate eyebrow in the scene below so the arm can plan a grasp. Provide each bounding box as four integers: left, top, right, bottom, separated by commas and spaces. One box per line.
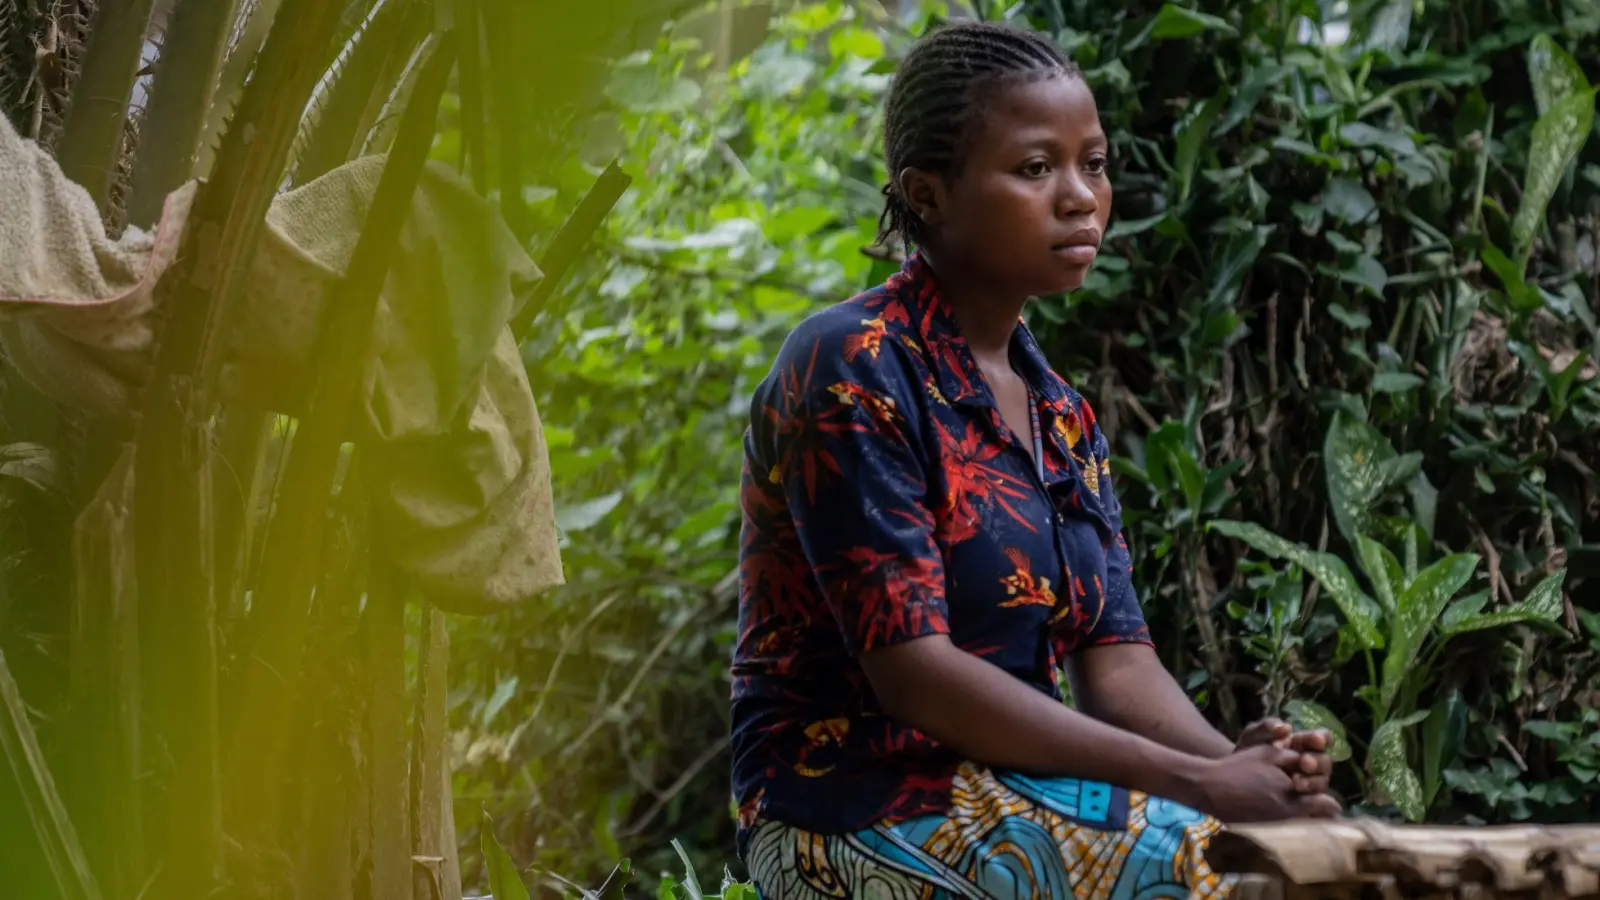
1007, 130, 1109, 151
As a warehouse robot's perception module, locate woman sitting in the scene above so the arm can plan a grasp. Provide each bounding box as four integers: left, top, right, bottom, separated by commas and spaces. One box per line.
730, 19, 1339, 900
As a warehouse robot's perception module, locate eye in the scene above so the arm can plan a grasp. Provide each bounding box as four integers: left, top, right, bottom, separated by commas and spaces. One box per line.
1019, 159, 1052, 178
1085, 153, 1108, 175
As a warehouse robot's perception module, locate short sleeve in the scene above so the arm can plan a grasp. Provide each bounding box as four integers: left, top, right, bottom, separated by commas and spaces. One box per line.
750, 323, 950, 656
1078, 403, 1152, 648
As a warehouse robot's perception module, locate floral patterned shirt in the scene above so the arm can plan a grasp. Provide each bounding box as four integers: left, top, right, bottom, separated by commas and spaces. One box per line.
729, 253, 1151, 852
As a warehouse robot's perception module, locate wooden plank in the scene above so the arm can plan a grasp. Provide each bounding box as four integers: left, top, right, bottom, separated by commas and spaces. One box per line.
1208, 822, 1600, 896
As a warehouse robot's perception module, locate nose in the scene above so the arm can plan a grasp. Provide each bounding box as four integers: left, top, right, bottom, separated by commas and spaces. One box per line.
1055, 170, 1098, 218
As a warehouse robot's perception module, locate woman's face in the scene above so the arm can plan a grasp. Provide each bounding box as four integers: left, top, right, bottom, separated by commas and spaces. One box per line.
908, 75, 1113, 299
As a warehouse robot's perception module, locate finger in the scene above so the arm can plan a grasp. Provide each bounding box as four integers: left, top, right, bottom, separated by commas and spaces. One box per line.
1309, 753, 1334, 777
1298, 752, 1326, 775
1256, 745, 1304, 770
1295, 792, 1344, 819
1291, 774, 1330, 795
1289, 729, 1331, 753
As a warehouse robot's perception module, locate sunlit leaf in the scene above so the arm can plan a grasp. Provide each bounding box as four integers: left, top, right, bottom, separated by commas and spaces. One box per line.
1379, 553, 1479, 717
1208, 520, 1385, 649
1443, 570, 1568, 635
828, 26, 884, 59
1527, 34, 1590, 116
1354, 535, 1403, 613
1323, 411, 1396, 549
1512, 87, 1597, 266
1285, 699, 1352, 762
557, 492, 624, 533
1370, 716, 1426, 821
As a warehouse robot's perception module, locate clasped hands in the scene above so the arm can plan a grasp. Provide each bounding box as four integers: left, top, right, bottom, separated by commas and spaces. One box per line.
1198, 717, 1344, 822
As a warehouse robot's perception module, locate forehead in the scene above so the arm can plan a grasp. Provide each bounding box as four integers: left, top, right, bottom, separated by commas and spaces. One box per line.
967, 76, 1103, 150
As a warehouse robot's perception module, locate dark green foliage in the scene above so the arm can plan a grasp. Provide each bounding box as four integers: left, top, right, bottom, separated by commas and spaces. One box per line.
1010, 0, 1598, 823
450, 1, 1599, 891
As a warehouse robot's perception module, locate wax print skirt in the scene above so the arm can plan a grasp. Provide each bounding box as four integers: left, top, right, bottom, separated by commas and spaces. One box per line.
743, 763, 1236, 900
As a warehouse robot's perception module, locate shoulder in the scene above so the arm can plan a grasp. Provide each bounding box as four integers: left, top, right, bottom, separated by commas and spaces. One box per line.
764, 285, 926, 400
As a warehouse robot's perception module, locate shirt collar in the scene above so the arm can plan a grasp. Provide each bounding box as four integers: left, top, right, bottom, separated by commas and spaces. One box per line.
886, 251, 1071, 413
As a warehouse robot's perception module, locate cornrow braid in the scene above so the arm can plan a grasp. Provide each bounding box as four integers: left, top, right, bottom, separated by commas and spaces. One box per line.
876, 20, 1079, 252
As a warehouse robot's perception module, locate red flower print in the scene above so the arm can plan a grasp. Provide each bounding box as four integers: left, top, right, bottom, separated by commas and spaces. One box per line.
935, 420, 1036, 544
998, 548, 1057, 608
843, 316, 888, 363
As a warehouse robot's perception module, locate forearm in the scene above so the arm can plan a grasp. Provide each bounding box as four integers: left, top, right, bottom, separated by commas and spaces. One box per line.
1068, 644, 1235, 759
863, 638, 1210, 807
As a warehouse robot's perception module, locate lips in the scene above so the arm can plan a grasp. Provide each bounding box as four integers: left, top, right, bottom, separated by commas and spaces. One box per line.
1051, 228, 1101, 265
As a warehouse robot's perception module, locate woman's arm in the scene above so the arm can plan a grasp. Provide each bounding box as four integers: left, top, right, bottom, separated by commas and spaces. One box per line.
1066, 642, 1235, 758
861, 634, 1337, 821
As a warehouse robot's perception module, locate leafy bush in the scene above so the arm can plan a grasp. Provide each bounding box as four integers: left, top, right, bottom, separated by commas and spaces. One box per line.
453, 0, 1600, 892
449, 2, 890, 889
1013, 0, 1598, 824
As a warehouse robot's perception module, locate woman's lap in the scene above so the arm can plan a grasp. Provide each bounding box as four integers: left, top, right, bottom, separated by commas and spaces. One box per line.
745, 764, 1236, 900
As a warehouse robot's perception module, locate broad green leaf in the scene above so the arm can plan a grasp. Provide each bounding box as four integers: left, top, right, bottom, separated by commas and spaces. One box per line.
828, 26, 884, 60
1443, 570, 1567, 635
1324, 411, 1396, 550
1173, 446, 1206, 513
1149, 4, 1236, 40
1327, 302, 1372, 329
1421, 690, 1467, 807
1322, 177, 1378, 225
481, 676, 519, 727
1340, 122, 1415, 157
1205, 226, 1273, 308
1216, 62, 1289, 134
1362, 0, 1412, 54
1379, 553, 1479, 717
1284, 699, 1352, 762
1208, 520, 1385, 649
1479, 240, 1542, 309
1512, 88, 1597, 266
1174, 92, 1226, 204
1527, 34, 1590, 116
557, 492, 624, 533
1408, 470, 1439, 541
1369, 718, 1425, 821
1338, 255, 1389, 296
1354, 535, 1403, 613
483, 812, 532, 900
1440, 589, 1490, 631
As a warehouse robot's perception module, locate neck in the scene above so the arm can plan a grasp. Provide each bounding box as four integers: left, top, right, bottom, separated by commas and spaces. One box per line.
919, 250, 1027, 365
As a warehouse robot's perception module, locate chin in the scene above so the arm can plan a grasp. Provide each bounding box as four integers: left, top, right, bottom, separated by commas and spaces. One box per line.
1034, 268, 1090, 297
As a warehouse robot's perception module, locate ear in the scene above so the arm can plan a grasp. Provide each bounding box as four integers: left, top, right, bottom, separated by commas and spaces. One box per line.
897, 166, 948, 230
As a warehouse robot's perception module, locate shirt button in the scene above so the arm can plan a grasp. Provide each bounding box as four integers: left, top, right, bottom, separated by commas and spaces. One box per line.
1054, 513, 1064, 525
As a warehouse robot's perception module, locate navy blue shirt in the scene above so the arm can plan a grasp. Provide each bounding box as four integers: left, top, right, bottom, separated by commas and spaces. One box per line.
730, 253, 1150, 850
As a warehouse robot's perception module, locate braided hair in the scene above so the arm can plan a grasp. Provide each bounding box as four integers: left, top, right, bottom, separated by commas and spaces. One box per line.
877, 20, 1079, 252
